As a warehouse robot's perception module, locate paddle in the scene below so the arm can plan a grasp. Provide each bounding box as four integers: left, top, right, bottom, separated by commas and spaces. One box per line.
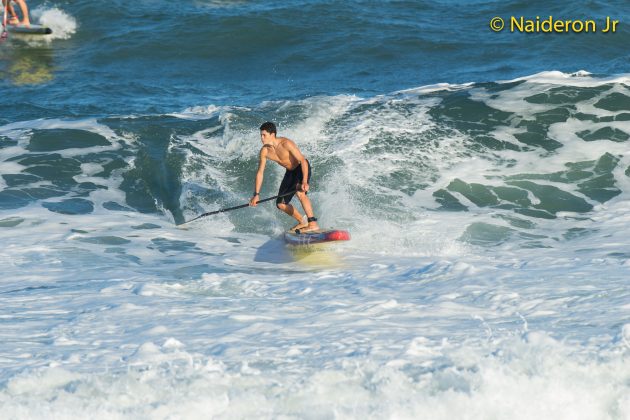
1, 1, 8, 42
179, 190, 297, 225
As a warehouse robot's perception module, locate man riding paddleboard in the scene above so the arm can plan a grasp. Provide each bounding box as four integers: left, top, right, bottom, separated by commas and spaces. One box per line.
249, 122, 320, 232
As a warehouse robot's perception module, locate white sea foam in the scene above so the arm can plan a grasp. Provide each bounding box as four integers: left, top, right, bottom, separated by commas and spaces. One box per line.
31, 6, 77, 41
502, 70, 630, 87
0, 304, 628, 419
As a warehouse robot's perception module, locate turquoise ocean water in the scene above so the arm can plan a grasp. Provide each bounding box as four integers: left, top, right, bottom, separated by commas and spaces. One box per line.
1, 1, 630, 418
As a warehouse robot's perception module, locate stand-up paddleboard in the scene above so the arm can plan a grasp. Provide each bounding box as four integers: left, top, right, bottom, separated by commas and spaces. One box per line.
284, 229, 350, 246
7, 24, 52, 35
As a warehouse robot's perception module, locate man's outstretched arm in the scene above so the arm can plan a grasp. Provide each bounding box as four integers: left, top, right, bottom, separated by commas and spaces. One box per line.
249, 149, 267, 206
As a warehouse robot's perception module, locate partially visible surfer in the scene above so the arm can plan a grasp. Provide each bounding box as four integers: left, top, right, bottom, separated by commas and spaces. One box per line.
249, 122, 320, 232
3, 0, 30, 26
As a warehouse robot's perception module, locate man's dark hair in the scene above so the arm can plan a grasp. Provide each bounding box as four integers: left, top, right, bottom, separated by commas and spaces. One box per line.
259, 122, 277, 135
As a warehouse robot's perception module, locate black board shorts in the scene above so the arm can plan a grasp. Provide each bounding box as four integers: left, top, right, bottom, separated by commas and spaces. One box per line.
277, 160, 312, 205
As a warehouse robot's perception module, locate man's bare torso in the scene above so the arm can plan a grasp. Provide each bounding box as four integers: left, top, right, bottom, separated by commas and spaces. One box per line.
262, 137, 300, 170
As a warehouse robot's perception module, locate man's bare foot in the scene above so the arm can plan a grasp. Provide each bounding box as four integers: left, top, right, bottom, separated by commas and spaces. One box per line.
8, 18, 30, 27
309, 221, 321, 231
290, 216, 308, 232
290, 222, 308, 232
299, 222, 320, 233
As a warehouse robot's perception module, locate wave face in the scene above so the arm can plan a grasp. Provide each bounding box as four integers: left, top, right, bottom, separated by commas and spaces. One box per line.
4, 72, 630, 253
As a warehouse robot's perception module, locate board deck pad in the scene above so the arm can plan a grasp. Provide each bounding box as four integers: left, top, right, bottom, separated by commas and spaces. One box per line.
284, 229, 350, 246
7, 24, 52, 35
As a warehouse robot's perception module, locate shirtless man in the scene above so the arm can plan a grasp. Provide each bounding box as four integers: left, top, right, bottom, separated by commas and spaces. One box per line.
3, 0, 30, 26
249, 122, 320, 232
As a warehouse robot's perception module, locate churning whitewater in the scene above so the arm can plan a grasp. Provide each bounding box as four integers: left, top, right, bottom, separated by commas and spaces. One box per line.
1, 70, 630, 418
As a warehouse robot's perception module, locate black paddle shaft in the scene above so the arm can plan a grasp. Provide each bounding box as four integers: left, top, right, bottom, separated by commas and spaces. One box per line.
180, 189, 297, 225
